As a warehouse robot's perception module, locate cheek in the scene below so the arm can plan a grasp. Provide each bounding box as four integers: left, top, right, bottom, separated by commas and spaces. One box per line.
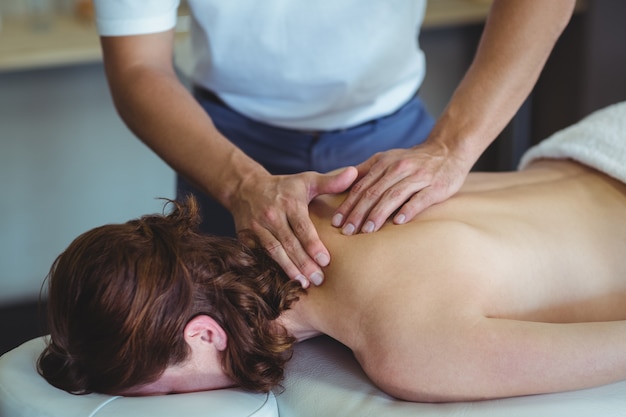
125, 368, 236, 396
177, 369, 237, 393
208, 372, 238, 391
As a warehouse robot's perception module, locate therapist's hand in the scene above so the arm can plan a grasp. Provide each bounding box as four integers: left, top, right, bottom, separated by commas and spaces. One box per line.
330, 0, 575, 236
331, 141, 471, 235
231, 167, 358, 288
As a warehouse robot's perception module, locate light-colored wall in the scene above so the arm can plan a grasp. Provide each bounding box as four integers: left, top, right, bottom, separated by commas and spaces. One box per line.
0, 64, 175, 305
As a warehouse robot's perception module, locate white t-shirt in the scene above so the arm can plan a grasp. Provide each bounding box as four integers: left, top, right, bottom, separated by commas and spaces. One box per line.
93, 0, 427, 130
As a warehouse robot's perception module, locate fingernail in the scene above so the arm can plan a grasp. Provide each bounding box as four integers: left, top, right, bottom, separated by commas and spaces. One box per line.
342, 223, 356, 235
295, 274, 309, 288
315, 252, 330, 267
395, 214, 406, 224
331, 213, 343, 227
309, 271, 324, 286
362, 220, 375, 233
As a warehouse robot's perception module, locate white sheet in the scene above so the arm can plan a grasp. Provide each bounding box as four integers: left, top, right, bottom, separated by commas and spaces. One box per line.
0, 337, 278, 417
276, 336, 626, 417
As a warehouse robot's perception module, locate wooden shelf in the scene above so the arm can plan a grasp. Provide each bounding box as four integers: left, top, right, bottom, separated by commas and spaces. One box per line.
0, 2, 497, 73
0, 1, 586, 73
423, 0, 493, 29
0, 15, 102, 72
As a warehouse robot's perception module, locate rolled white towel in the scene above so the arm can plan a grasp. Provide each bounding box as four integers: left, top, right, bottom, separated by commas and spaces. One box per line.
519, 101, 626, 184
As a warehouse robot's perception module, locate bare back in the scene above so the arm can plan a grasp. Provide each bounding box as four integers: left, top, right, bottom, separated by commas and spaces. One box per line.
289, 160, 626, 401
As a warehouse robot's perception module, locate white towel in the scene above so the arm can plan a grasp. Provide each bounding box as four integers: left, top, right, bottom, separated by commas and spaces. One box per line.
518, 101, 626, 184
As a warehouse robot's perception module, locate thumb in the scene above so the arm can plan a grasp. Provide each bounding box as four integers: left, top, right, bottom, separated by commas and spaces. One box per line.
309, 167, 358, 198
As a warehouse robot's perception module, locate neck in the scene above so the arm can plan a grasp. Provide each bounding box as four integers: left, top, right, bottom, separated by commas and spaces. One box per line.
275, 302, 322, 343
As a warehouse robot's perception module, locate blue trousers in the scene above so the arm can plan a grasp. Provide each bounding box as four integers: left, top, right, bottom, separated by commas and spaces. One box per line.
177, 89, 434, 236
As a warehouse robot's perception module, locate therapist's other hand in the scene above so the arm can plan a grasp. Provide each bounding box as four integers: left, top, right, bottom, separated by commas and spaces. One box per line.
331, 142, 470, 235
232, 167, 358, 288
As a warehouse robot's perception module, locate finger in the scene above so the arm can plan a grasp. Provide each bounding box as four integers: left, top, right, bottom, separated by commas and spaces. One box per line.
280, 211, 329, 286
331, 168, 385, 229
308, 167, 358, 229
359, 178, 430, 233
254, 228, 311, 289
338, 172, 407, 235
331, 156, 385, 228
393, 186, 445, 225
310, 166, 358, 198
354, 154, 379, 179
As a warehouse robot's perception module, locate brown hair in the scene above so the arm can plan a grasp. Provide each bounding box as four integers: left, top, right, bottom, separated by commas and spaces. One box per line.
37, 197, 304, 395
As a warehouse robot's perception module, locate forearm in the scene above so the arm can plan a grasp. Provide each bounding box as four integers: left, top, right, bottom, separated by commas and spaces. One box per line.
102, 37, 266, 208
427, 0, 576, 168
395, 318, 626, 402
464, 318, 626, 400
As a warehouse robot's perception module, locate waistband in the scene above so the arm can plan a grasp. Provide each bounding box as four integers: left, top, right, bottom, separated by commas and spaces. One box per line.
192, 86, 422, 136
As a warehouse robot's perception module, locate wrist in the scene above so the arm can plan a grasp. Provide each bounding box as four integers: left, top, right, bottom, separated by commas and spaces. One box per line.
219, 157, 270, 212
422, 112, 486, 174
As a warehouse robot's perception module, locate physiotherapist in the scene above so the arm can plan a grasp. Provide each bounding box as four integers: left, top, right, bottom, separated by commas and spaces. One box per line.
92, 0, 575, 288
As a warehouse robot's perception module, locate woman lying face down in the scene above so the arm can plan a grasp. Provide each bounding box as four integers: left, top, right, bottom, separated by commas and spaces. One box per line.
39, 157, 626, 402
38, 197, 303, 396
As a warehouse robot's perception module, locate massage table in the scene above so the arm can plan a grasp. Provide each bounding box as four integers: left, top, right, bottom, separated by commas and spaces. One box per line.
2, 335, 626, 417
3, 102, 626, 416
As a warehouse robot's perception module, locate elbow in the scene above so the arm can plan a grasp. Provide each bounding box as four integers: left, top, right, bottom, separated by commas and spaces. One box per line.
367, 347, 515, 402
370, 365, 496, 403
376, 378, 491, 403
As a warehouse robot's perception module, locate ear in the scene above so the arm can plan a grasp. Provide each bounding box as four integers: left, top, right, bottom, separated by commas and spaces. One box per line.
184, 315, 228, 352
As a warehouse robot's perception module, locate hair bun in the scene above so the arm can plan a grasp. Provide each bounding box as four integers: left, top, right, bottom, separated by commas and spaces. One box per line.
37, 342, 88, 394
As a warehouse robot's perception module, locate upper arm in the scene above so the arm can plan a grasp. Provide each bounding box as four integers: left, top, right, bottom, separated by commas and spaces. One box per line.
100, 30, 177, 80
485, 0, 576, 44
373, 316, 626, 402
93, 0, 179, 73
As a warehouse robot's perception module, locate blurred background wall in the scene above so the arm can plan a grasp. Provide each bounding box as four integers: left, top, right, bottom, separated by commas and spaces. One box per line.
1, 0, 177, 352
